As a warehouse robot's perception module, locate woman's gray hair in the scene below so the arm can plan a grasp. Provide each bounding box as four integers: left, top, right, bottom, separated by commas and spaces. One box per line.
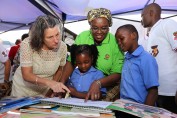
30, 15, 63, 51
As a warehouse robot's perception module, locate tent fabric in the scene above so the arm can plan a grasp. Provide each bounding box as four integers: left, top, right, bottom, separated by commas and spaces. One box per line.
0, 0, 177, 34
44, 0, 177, 36
0, 0, 47, 33
45, 0, 177, 22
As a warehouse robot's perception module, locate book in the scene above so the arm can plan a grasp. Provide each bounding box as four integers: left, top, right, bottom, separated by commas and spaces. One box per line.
107, 99, 177, 118
28, 103, 56, 109
20, 107, 53, 114
52, 106, 101, 117
0, 96, 28, 106
20, 106, 101, 117
0, 97, 41, 114
20, 113, 60, 118
40, 97, 113, 113
3, 110, 21, 118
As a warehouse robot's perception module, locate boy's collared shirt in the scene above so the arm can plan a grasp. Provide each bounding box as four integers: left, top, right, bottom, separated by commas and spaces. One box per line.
120, 45, 159, 104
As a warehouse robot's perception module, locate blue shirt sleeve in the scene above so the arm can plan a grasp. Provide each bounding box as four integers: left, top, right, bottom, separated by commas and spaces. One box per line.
141, 56, 159, 89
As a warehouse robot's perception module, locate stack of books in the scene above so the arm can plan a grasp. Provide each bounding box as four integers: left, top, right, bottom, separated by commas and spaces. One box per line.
0, 96, 41, 113
19, 97, 115, 117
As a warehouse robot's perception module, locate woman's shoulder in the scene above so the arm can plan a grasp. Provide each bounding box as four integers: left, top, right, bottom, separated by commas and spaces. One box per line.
22, 37, 30, 44
21, 37, 32, 50
78, 30, 91, 37
107, 32, 116, 40
58, 41, 67, 51
60, 40, 67, 47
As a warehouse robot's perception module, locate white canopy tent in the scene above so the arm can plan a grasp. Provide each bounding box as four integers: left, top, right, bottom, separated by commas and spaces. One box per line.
44, 0, 177, 36
0, 0, 177, 40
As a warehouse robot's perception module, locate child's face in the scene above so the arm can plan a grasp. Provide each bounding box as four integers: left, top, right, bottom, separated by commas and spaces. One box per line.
115, 29, 135, 53
75, 53, 93, 73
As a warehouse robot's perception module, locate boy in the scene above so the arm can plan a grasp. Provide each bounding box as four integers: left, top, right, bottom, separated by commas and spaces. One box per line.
115, 24, 159, 106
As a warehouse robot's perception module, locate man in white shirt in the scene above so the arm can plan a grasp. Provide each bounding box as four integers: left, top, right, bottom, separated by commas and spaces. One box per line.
141, 3, 177, 113
138, 27, 151, 50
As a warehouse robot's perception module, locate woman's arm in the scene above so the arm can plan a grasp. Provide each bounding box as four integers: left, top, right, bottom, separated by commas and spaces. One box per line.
99, 73, 120, 87
53, 66, 63, 81
60, 61, 74, 84
21, 66, 70, 93
85, 73, 121, 101
4, 59, 11, 82
45, 66, 64, 97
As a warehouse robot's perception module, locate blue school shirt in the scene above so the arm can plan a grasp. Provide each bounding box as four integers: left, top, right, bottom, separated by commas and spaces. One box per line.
68, 66, 106, 93
120, 45, 159, 104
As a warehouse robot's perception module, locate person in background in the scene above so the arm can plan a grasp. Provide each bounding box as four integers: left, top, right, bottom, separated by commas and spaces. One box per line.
12, 33, 29, 75
8, 39, 21, 65
67, 44, 106, 99
138, 27, 151, 50
115, 24, 159, 106
141, 3, 177, 113
60, 8, 124, 101
11, 15, 70, 97
0, 43, 11, 98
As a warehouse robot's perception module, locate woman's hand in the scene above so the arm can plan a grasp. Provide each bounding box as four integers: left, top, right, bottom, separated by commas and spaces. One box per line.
48, 80, 70, 93
85, 81, 101, 101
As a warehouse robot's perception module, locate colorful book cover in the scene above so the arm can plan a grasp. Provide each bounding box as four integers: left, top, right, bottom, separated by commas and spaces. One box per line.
52, 106, 100, 117
20, 106, 101, 117
20, 107, 53, 114
0, 96, 28, 106
0, 97, 41, 114
107, 99, 177, 118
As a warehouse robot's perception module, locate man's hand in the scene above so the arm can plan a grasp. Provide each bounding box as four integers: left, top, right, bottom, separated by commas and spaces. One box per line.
0, 82, 11, 98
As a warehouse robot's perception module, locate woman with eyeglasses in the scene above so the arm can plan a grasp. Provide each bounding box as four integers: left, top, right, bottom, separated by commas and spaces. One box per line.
60, 8, 124, 101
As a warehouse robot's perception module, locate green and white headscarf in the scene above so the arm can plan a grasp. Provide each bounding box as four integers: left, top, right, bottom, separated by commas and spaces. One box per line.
87, 8, 112, 27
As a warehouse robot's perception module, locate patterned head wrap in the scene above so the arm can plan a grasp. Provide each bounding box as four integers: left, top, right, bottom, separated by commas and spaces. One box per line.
87, 8, 112, 27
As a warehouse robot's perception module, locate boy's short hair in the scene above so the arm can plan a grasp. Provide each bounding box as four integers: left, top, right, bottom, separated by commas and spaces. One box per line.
116, 24, 139, 40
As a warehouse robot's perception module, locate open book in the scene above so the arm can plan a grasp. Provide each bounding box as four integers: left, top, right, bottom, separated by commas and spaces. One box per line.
40, 97, 113, 113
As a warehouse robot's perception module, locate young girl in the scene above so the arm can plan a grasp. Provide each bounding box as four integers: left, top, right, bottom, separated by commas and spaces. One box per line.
67, 44, 106, 99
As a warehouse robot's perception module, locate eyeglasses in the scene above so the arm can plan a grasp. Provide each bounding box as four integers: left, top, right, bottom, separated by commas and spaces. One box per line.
91, 27, 109, 32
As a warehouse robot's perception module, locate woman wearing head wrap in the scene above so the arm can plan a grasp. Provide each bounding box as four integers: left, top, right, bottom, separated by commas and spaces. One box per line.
60, 8, 124, 101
